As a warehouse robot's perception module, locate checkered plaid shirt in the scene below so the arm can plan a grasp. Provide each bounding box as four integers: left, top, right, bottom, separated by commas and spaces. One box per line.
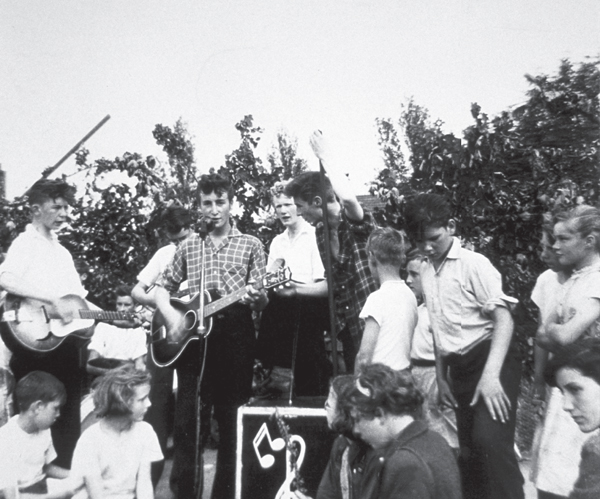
159, 223, 267, 296
316, 211, 378, 348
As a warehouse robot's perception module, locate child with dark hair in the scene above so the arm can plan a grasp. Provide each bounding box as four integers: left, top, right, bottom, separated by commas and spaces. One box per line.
404, 193, 523, 499
355, 227, 417, 373
347, 363, 461, 499
544, 338, 600, 499
70, 366, 162, 499
0, 371, 72, 496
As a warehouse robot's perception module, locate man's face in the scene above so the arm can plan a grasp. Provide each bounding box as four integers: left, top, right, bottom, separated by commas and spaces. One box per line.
200, 191, 231, 230
557, 367, 600, 433
116, 295, 135, 313
273, 195, 299, 228
405, 259, 423, 299
415, 223, 455, 265
294, 197, 322, 226
33, 197, 69, 232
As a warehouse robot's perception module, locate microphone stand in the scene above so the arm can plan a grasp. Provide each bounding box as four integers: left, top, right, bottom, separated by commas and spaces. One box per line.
194, 219, 212, 499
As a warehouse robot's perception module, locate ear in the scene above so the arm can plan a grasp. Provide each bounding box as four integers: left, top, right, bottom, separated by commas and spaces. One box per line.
30, 400, 44, 413
447, 219, 457, 235
312, 196, 323, 208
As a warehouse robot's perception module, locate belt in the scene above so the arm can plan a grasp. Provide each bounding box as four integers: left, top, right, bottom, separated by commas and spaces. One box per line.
411, 358, 436, 368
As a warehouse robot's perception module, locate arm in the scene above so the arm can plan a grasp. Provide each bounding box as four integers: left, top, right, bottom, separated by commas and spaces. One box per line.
434, 340, 457, 408
135, 460, 154, 499
309, 131, 363, 222
355, 317, 380, 374
274, 279, 328, 299
86, 350, 109, 377
241, 239, 269, 312
539, 298, 600, 349
44, 463, 69, 480
470, 306, 514, 423
132, 282, 157, 309
532, 312, 549, 401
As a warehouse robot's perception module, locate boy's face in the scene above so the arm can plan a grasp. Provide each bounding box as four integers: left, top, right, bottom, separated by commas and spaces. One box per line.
32, 399, 62, 431
539, 232, 563, 272
553, 220, 590, 270
415, 222, 455, 265
406, 259, 423, 299
273, 195, 299, 228
557, 367, 600, 433
166, 228, 190, 247
32, 197, 69, 232
128, 383, 152, 422
200, 191, 231, 231
294, 196, 323, 226
116, 295, 135, 313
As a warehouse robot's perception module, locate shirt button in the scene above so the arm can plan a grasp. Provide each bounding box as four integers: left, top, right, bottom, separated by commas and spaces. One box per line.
379, 457, 384, 462
345, 306, 349, 310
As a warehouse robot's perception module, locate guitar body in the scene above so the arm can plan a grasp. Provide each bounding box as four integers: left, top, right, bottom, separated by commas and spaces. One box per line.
0, 294, 95, 355
150, 290, 214, 368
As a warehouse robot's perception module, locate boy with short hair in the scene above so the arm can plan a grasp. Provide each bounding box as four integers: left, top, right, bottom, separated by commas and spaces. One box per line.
86, 284, 147, 377
355, 227, 417, 373
404, 193, 524, 499
0, 371, 69, 495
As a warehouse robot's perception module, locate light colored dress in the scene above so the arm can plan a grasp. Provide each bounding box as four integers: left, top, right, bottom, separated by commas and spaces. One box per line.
530, 264, 600, 496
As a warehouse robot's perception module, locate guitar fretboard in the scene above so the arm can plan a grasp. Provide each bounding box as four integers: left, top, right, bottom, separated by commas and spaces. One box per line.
79, 310, 133, 321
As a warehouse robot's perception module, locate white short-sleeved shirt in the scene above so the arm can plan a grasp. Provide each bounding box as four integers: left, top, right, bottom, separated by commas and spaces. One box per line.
531, 269, 564, 324
267, 221, 324, 284
71, 421, 162, 499
0, 415, 57, 489
87, 324, 147, 361
359, 280, 418, 371
410, 304, 435, 362
421, 238, 517, 356
0, 224, 86, 299
136, 245, 176, 288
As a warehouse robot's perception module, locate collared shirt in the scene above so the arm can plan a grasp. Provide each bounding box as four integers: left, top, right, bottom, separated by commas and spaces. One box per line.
410, 303, 435, 362
159, 223, 266, 296
421, 237, 517, 356
315, 211, 378, 347
0, 224, 86, 299
267, 220, 324, 284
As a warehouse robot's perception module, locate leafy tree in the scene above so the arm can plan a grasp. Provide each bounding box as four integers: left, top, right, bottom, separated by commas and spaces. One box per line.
267, 131, 308, 180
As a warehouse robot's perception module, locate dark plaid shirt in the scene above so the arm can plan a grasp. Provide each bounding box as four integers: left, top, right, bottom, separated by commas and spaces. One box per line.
316, 211, 378, 348
159, 223, 267, 296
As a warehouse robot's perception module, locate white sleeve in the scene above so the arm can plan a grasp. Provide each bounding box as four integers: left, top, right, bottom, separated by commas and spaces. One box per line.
140, 423, 163, 463
359, 292, 382, 325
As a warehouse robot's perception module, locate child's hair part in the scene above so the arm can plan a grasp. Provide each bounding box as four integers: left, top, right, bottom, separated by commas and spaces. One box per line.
93, 365, 151, 418
405, 247, 426, 265
404, 193, 453, 241
284, 172, 335, 204
328, 375, 355, 436
349, 364, 423, 420
555, 205, 600, 252
16, 371, 66, 412
198, 173, 234, 201
26, 179, 76, 206
366, 227, 407, 268
545, 337, 600, 387
162, 205, 191, 235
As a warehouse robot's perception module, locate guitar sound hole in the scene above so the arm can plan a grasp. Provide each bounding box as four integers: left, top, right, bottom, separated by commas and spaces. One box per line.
183, 311, 197, 331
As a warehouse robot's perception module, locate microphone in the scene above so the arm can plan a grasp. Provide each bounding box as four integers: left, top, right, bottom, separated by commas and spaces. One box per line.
199, 218, 215, 239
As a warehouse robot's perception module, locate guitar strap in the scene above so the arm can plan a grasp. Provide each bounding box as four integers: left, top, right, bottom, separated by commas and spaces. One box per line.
319, 160, 339, 377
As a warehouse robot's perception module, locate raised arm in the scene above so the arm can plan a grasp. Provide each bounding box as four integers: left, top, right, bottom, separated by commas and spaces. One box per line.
309, 131, 363, 222
538, 298, 600, 350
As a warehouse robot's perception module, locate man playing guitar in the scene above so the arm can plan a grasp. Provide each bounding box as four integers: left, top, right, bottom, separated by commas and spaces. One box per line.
154, 173, 268, 499
0, 178, 88, 469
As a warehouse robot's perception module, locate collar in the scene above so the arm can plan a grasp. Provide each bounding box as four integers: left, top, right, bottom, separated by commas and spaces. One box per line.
390, 419, 428, 448
571, 261, 600, 279
446, 237, 461, 260
25, 223, 59, 243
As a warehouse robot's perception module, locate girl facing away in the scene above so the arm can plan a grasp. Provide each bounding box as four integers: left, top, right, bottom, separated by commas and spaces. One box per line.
545, 338, 600, 499
534, 205, 600, 498
70, 365, 163, 499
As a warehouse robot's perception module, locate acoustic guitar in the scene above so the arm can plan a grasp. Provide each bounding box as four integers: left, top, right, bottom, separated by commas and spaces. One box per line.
150, 267, 292, 367
0, 294, 136, 355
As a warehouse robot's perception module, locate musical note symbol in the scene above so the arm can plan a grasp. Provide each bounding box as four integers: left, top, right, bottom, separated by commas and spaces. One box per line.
253, 422, 285, 469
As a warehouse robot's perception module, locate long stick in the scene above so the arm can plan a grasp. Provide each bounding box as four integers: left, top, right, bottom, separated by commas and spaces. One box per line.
319, 160, 339, 377
41, 114, 111, 179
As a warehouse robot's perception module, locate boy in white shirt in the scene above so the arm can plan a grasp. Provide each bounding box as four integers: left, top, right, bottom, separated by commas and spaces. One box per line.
0, 371, 78, 497
356, 227, 418, 373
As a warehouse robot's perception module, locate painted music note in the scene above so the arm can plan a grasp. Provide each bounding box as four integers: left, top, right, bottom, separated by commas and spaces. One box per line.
253, 422, 285, 469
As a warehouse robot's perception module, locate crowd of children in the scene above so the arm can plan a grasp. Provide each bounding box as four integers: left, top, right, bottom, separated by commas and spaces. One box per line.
0, 141, 599, 498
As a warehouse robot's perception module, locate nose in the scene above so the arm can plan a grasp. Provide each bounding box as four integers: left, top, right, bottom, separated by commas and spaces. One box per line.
562, 394, 574, 412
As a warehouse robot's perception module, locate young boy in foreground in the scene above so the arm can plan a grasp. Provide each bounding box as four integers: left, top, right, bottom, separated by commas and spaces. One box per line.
0, 371, 78, 498
404, 193, 524, 499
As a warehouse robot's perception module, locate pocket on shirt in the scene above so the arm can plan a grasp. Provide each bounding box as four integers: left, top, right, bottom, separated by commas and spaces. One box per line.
223, 262, 248, 290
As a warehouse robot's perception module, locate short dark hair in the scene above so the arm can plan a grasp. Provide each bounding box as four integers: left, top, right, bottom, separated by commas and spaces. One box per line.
328, 375, 355, 436
349, 364, 423, 420
545, 337, 600, 387
284, 172, 335, 204
114, 284, 133, 300
554, 205, 600, 252
162, 205, 191, 234
198, 173, 234, 201
404, 193, 453, 241
16, 371, 66, 412
93, 365, 151, 418
366, 227, 407, 268
405, 247, 425, 265
26, 179, 76, 206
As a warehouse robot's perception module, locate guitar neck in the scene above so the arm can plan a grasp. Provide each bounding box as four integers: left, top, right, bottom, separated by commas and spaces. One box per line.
204, 286, 260, 317
79, 310, 133, 322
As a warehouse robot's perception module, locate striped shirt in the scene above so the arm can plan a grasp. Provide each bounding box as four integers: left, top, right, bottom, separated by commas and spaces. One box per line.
159, 223, 267, 296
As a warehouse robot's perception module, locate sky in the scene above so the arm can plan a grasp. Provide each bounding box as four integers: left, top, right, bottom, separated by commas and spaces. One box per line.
1, 0, 599, 199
